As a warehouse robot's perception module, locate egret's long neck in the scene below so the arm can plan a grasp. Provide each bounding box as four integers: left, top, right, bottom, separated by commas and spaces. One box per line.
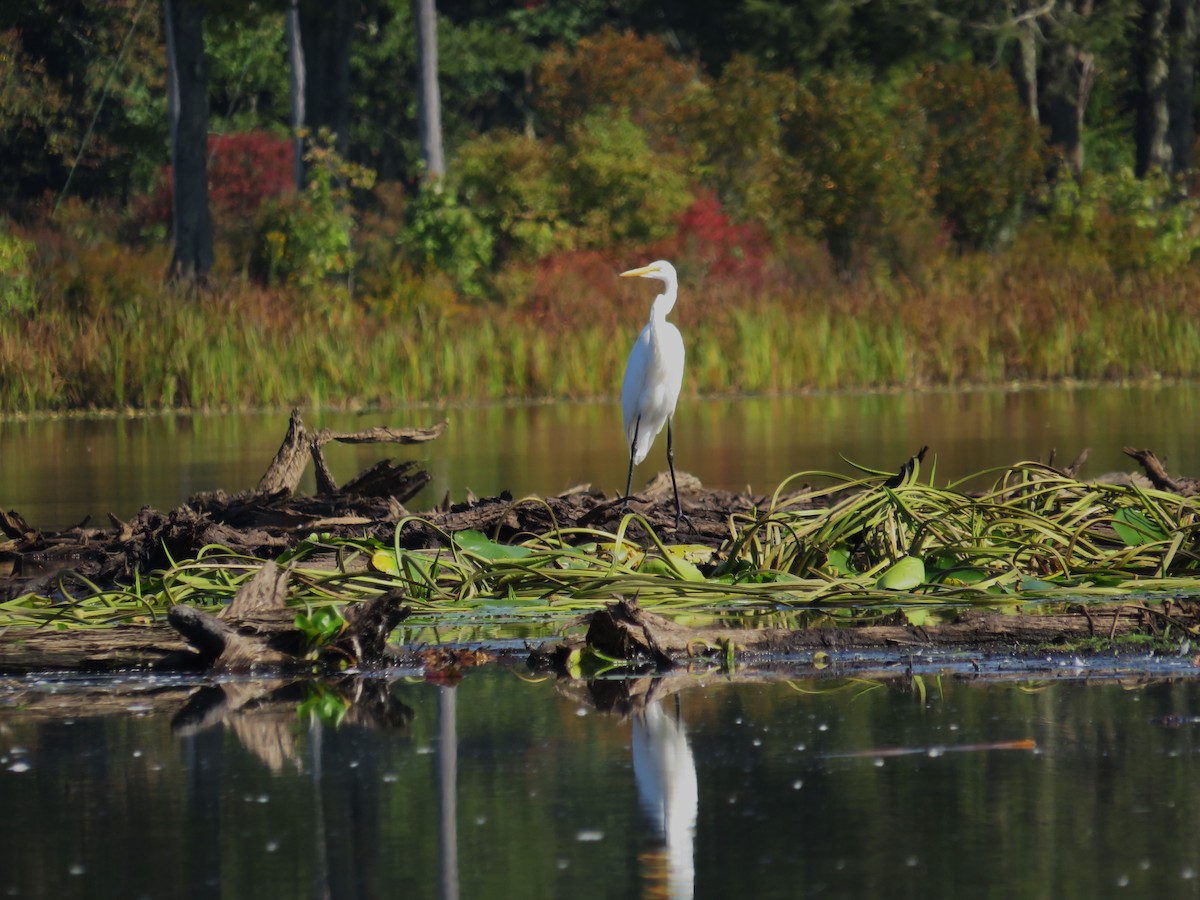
649, 284, 677, 324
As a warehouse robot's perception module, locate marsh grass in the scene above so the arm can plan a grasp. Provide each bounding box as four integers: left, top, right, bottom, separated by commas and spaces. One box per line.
6, 460, 1200, 633
7, 228, 1200, 413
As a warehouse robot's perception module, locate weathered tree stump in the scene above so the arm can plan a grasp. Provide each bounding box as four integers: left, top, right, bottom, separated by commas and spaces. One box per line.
165, 560, 412, 672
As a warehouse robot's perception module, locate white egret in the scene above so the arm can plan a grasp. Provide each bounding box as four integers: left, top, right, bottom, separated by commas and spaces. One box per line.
620, 260, 688, 526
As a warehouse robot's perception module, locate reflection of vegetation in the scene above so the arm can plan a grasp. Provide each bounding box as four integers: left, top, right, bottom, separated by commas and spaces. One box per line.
8, 459, 1200, 634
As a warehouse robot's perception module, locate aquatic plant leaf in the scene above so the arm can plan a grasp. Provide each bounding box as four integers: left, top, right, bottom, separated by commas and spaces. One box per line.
826, 546, 855, 575
452, 530, 534, 561
370, 549, 400, 576
876, 556, 926, 591
638, 556, 705, 582
1112, 508, 1168, 546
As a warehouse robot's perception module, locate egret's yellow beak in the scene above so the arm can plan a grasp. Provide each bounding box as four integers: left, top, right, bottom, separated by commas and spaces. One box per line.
620, 265, 659, 278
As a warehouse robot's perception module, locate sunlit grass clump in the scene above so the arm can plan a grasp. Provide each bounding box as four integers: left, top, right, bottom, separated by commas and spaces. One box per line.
5, 459, 1200, 633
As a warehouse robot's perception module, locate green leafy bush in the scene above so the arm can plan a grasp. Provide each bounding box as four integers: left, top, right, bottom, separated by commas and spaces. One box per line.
253, 132, 374, 290
454, 130, 567, 265
777, 69, 933, 272
904, 62, 1044, 249
688, 55, 795, 229
399, 180, 495, 297
560, 110, 692, 249
1042, 167, 1200, 273
534, 27, 703, 159
0, 224, 36, 316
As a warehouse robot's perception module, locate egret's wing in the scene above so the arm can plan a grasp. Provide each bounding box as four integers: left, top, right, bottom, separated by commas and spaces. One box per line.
621, 324, 653, 444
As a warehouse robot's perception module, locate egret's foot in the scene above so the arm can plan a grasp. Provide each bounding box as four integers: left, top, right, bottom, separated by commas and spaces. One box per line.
674, 511, 698, 533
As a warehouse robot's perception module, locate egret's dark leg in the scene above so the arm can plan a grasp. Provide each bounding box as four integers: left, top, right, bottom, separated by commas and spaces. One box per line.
623, 415, 641, 508
666, 417, 690, 529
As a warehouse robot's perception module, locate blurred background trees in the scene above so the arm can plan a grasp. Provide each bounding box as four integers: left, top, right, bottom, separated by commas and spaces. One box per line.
2, 0, 1200, 296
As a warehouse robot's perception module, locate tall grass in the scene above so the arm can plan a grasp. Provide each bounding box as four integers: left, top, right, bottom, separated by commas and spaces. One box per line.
6, 238, 1200, 414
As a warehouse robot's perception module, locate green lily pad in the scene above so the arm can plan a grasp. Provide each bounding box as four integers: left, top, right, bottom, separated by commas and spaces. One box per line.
876, 555, 926, 591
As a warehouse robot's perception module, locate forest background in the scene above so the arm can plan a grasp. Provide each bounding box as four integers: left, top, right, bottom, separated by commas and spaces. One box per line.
4, 0, 1200, 414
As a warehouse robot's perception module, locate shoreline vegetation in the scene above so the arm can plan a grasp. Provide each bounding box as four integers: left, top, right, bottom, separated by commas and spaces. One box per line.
6, 20, 1200, 417
5, 247, 1200, 415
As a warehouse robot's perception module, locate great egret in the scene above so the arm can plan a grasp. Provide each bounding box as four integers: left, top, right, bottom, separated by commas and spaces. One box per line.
620, 260, 687, 526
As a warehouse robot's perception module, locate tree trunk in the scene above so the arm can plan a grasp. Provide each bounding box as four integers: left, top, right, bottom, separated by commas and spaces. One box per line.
1039, 0, 1096, 175
1136, 0, 1173, 176
286, 0, 306, 189
1013, 20, 1039, 121
165, 0, 214, 282
413, 0, 445, 178
1167, 0, 1199, 175
297, 0, 357, 163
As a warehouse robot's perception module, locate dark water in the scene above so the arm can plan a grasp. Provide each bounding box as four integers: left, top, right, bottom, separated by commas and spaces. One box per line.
4, 666, 1200, 899
3, 384, 1200, 529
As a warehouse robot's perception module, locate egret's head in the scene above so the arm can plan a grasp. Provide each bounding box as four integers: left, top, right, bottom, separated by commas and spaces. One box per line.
620, 260, 677, 286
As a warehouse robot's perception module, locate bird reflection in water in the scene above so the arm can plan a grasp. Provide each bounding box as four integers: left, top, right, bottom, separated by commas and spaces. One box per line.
632, 696, 698, 900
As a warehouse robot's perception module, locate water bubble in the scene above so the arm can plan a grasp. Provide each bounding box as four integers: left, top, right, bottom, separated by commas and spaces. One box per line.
575, 707, 588, 717
265, 840, 279, 853
68, 864, 85, 877
8, 762, 30, 774
575, 830, 604, 842
1117, 874, 1130, 887
752, 738, 762, 748
475, 816, 487, 826
905, 855, 919, 867
792, 780, 803, 790
818, 723, 829, 732
873, 759, 885, 768
257, 794, 270, 804
1182, 867, 1196, 880
927, 748, 943, 758
383, 773, 398, 783
794, 743, 807, 752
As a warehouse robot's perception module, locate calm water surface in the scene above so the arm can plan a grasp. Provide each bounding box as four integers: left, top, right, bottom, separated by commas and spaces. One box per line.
3, 667, 1200, 898
3, 384, 1200, 529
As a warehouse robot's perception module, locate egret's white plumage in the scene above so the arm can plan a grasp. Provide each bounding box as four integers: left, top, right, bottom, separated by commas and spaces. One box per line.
619, 260, 688, 524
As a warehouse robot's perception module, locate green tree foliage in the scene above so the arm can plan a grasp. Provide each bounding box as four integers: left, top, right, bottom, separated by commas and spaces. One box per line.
687, 55, 794, 230
455, 131, 566, 264
0, 0, 166, 207
253, 132, 375, 290
533, 27, 703, 159
906, 62, 1045, 249
777, 70, 933, 272
562, 110, 692, 249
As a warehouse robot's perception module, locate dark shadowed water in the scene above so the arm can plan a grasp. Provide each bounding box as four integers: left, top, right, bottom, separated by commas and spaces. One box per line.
3, 384, 1199, 529
4, 666, 1200, 899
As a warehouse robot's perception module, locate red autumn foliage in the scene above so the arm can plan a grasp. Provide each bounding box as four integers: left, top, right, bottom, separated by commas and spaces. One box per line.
140, 131, 294, 227
656, 192, 769, 287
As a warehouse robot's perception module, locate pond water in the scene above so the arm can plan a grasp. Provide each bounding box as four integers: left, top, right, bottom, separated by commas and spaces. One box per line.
4, 665, 1200, 899
6, 385, 1200, 898
3, 383, 1200, 530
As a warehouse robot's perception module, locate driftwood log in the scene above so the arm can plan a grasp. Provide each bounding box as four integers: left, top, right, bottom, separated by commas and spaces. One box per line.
255, 407, 446, 496
528, 598, 1200, 672
165, 560, 412, 672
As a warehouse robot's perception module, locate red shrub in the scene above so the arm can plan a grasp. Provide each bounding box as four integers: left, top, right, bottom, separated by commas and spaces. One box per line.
655, 192, 769, 287
139, 131, 294, 227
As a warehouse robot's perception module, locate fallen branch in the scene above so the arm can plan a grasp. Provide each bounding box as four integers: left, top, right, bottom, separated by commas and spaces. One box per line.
256, 407, 447, 496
